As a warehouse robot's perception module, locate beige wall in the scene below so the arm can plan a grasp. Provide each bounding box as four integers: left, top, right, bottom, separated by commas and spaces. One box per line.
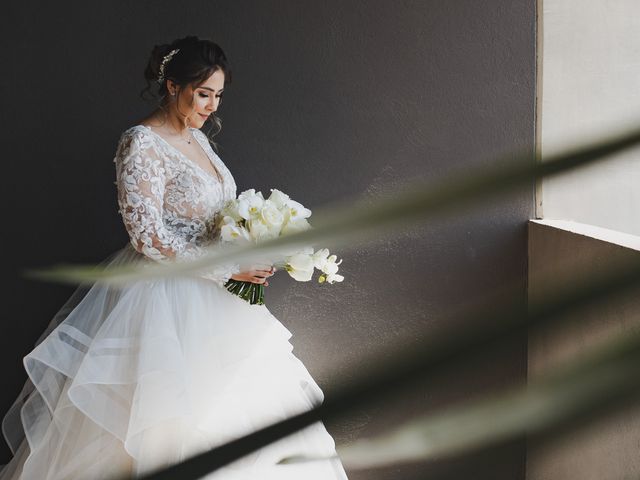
538, 0, 640, 235
527, 220, 640, 479
534, 1, 640, 472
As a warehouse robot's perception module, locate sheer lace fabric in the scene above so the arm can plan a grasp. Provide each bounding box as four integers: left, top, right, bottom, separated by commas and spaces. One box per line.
0, 126, 348, 480
114, 125, 240, 285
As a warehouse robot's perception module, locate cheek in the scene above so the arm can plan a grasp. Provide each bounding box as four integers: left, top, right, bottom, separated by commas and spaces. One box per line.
196, 97, 210, 110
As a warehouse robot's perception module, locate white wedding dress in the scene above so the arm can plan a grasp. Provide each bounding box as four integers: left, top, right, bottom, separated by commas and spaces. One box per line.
0, 125, 348, 480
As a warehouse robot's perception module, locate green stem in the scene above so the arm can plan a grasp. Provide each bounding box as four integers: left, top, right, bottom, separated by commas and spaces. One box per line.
224, 280, 266, 305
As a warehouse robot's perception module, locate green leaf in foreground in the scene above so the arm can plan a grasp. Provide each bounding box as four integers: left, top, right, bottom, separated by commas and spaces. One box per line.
26, 123, 640, 286
133, 255, 640, 480
281, 321, 640, 469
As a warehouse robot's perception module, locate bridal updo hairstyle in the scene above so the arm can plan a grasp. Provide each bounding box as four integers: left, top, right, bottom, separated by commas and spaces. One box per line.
140, 35, 232, 149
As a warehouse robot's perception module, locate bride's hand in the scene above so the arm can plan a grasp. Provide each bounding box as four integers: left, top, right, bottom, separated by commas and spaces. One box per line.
230, 266, 276, 286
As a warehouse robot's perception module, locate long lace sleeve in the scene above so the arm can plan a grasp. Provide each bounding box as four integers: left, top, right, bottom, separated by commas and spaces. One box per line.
113, 131, 239, 285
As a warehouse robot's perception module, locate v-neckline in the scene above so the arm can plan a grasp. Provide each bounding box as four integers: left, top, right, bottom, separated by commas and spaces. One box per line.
136, 124, 224, 184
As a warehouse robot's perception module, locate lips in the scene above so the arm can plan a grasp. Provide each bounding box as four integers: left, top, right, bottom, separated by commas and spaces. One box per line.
199, 113, 209, 120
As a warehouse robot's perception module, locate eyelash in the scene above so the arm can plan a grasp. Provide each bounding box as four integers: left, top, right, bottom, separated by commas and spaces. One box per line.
199, 93, 222, 99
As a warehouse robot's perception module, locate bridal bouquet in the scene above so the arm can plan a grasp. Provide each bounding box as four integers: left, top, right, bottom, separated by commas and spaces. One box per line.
218, 188, 344, 305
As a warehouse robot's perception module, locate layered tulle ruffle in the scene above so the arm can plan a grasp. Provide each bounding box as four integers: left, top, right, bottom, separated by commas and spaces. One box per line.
1, 245, 347, 479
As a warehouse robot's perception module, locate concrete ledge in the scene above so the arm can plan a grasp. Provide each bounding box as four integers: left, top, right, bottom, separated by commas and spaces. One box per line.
531, 219, 640, 252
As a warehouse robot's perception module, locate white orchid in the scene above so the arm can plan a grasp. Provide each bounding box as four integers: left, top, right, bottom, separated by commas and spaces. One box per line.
312, 249, 343, 283
282, 218, 312, 236
268, 188, 290, 209
220, 216, 251, 243
323, 254, 343, 275
238, 188, 264, 202
287, 199, 312, 221
319, 272, 345, 284
299, 245, 315, 255
221, 200, 244, 222
237, 189, 265, 220
312, 249, 330, 269
285, 253, 315, 281
218, 188, 344, 304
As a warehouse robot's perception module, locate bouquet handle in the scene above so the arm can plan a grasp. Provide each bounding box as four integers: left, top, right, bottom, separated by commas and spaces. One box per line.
224, 279, 265, 305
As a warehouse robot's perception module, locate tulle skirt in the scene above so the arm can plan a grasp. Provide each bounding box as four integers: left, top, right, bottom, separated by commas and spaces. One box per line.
0, 244, 348, 479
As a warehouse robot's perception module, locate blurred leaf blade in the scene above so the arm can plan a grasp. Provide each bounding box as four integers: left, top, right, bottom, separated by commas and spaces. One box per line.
311, 323, 640, 469
28, 123, 640, 286
134, 254, 640, 480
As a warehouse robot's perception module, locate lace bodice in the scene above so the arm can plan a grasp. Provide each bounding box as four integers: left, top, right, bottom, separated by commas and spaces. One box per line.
113, 125, 240, 285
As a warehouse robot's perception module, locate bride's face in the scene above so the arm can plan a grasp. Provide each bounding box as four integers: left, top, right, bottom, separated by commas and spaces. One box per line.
172, 68, 225, 127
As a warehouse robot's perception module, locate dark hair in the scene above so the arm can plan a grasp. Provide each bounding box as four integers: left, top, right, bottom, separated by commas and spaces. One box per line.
140, 35, 232, 150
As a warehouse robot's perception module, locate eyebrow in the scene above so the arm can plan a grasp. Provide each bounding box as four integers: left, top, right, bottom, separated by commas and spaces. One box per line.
198, 87, 224, 93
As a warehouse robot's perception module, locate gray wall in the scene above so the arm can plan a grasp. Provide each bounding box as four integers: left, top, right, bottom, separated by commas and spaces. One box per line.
0, 1, 535, 478
527, 220, 640, 479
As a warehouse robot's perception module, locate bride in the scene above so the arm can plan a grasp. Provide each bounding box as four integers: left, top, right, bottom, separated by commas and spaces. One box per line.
0, 35, 348, 480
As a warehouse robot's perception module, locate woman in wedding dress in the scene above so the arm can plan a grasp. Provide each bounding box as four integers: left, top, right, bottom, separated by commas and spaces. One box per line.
0, 35, 348, 480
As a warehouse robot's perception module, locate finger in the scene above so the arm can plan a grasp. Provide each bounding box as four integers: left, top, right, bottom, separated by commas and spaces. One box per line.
264, 280, 269, 287
256, 265, 275, 272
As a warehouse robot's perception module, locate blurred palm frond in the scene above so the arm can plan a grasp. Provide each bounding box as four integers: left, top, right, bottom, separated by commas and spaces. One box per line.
286, 316, 640, 469
26, 124, 640, 286
136, 252, 640, 480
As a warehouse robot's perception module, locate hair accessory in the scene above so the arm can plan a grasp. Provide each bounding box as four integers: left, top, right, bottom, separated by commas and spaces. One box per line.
157, 48, 180, 84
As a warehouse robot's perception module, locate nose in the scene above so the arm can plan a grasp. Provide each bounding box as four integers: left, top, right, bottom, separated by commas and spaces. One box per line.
209, 96, 220, 112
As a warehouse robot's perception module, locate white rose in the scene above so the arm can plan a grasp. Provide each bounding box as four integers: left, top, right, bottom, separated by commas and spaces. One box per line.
261, 201, 285, 230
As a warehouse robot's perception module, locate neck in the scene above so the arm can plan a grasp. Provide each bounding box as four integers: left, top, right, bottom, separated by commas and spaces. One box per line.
155, 108, 190, 136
